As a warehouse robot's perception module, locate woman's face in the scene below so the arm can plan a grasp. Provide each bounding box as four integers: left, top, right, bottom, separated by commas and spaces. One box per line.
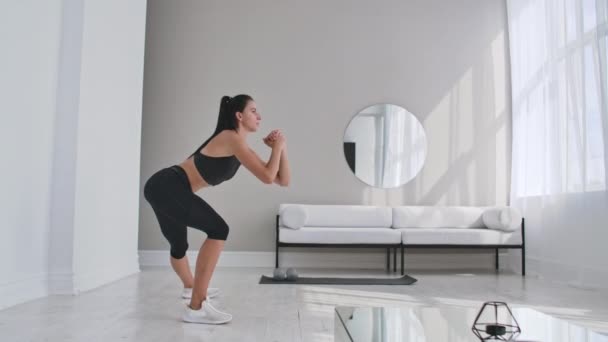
238, 100, 261, 132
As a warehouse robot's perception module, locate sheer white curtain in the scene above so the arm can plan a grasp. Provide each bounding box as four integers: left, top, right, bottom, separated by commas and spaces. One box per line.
507, 0, 608, 282
379, 106, 427, 188
509, 0, 607, 197
381, 105, 406, 187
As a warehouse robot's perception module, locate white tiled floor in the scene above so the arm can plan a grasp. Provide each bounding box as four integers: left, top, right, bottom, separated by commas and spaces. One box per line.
1, 267, 608, 341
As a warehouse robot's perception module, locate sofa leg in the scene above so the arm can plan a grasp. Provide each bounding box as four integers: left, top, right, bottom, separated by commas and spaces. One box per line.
393, 248, 397, 273
386, 248, 390, 271
275, 246, 279, 268
495, 248, 499, 272
400, 245, 404, 275
522, 248, 526, 276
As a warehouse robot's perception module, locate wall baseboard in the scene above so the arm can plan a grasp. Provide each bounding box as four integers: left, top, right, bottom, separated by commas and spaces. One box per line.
1, 260, 140, 310
73, 261, 140, 294
506, 252, 608, 289
48, 271, 76, 295
0, 273, 48, 311
49, 259, 141, 295
139, 250, 508, 270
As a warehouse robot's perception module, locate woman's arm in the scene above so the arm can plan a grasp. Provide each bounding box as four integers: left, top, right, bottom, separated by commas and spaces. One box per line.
231, 132, 284, 184
273, 146, 290, 187
262, 129, 290, 186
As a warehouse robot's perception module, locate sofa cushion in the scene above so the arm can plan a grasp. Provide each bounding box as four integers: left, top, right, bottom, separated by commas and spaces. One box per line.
279, 227, 401, 244
398, 228, 522, 245
392, 206, 486, 229
279, 205, 307, 229
482, 207, 523, 232
279, 204, 392, 228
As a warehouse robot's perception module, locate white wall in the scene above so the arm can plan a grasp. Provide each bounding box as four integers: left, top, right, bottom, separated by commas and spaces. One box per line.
48, 0, 84, 295
140, 0, 511, 259
1, 0, 147, 308
71, 0, 146, 293
48, 0, 147, 296
0, 0, 63, 310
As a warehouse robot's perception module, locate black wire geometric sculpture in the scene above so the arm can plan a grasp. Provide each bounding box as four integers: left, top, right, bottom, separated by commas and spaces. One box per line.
472, 301, 522, 341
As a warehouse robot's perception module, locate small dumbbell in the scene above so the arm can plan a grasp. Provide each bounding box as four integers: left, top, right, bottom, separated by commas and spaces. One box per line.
273, 268, 287, 280
286, 267, 298, 281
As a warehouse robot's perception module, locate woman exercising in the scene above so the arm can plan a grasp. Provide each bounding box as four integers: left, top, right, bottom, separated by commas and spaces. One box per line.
143, 94, 290, 324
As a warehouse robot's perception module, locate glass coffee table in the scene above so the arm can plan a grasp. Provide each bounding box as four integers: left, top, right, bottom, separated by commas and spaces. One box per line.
335, 305, 608, 342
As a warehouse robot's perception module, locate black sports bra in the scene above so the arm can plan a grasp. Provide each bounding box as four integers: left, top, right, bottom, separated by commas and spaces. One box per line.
193, 152, 241, 186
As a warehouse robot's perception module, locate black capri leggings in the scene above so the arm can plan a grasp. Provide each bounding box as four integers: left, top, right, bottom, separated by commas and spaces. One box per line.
143, 165, 229, 259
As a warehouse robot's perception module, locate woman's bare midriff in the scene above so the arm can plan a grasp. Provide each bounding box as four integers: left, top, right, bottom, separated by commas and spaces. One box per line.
178, 157, 209, 193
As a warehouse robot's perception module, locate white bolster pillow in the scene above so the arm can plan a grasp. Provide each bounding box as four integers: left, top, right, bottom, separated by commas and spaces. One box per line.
280, 205, 308, 229
482, 207, 522, 232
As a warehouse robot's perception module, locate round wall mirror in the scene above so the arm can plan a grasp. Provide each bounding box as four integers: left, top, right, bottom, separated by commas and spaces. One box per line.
343, 104, 427, 188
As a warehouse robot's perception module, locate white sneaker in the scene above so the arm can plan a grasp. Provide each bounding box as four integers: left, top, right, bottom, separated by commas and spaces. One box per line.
182, 300, 232, 325
182, 287, 220, 299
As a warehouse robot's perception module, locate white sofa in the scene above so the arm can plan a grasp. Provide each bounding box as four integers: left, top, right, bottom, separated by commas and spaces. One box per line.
276, 204, 525, 275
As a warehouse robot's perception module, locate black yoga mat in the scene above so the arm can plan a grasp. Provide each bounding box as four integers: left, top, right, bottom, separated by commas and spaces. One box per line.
259, 274, 417, 285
